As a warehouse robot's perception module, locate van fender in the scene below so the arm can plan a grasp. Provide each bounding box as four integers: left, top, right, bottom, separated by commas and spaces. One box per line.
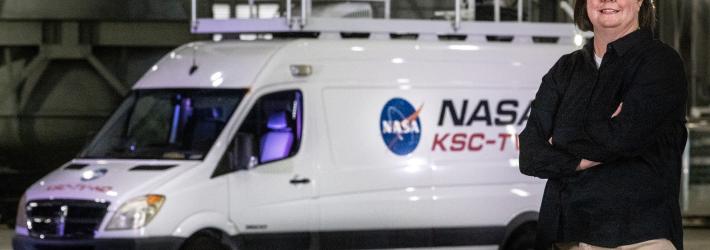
171, 211, 239, 238
499, 211, 538, 250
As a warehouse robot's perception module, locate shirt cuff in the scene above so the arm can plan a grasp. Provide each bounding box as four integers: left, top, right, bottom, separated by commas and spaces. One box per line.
560, 156, 582, 177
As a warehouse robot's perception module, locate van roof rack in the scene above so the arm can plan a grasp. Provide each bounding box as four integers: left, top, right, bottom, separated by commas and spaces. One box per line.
190, 0, 587, 45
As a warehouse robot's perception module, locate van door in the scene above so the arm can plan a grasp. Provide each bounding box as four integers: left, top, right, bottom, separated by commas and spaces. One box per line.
316, 88, 434, 245
221, 89, 315, 244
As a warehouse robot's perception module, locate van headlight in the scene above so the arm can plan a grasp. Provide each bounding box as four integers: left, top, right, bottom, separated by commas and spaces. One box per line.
106, 194, 165, 230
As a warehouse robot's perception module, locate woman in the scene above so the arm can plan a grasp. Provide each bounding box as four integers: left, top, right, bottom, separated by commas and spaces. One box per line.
519, 0, 688, 249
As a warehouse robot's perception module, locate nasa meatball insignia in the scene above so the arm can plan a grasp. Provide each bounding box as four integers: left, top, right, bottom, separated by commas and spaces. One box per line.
380, 98, 423, 156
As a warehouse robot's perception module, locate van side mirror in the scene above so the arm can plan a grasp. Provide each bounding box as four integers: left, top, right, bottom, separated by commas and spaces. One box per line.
234, 132, 257, 171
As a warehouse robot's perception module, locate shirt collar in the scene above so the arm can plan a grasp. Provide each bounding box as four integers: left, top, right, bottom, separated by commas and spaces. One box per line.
607, 28, 652, 56
584, 28, 653, 57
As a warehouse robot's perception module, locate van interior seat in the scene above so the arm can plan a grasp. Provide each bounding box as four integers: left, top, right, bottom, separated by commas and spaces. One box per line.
260, 111, 293, 162
190, 107, 224, 150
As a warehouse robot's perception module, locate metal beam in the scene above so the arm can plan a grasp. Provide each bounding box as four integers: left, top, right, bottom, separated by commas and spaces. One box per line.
3, 48, 15, 85
42, 45, 91, 59
0, 20, 197, 47
0, 21, 42, 46
86, 54, 129, 96
0, 111, 111, 119
92, 22, 197, 47
17, 55, 49, 112
19, 53, 47, 83
0, 59, 26, 94
61, 22, 80, 46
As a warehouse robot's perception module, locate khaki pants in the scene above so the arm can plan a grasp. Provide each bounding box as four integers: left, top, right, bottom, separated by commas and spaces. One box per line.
556, 239, 676, 250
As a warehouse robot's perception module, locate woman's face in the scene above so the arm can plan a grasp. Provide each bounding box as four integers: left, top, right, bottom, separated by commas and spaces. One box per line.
587, 0, 642, 33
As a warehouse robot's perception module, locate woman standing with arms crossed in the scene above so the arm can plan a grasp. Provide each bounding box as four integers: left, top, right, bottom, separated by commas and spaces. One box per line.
519, 0, 688, 249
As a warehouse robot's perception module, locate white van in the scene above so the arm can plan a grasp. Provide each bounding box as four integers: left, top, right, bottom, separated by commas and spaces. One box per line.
12, 37, 576, 250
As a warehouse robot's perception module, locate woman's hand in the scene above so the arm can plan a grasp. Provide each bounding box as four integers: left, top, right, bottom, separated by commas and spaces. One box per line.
577, 159, 601, 171
549, 102, 621, 170
573, 102, 621, 171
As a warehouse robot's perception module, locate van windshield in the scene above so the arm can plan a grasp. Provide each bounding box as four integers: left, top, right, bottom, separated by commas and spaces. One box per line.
80, 89, 246, 160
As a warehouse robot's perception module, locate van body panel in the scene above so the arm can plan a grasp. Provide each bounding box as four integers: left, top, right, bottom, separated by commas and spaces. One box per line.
135, 166, 232, 238
429, 183, 544, 227
23, 160, 199, 204
317, 187, 436, 231
170, 211, 238, 237
318, 87, 432, 230
256, 40, 567, 89
228, 160, 315, 233
135, 42, 289, 89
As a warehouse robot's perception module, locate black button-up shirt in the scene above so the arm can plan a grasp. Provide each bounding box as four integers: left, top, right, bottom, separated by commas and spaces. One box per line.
519, 29, 688, 249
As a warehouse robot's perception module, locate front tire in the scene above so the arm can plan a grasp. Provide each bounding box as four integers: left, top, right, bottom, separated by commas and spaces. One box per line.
503, 222, 536, 250
180, 230, 233, 250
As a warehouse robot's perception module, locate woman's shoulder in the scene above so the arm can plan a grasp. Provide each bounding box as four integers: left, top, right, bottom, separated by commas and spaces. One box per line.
547, 48, 588, 73
555, 48, 589, 65
639, 40, 683, 66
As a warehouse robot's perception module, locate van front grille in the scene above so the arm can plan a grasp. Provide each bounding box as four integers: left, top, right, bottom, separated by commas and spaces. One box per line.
25, 199, 110, 239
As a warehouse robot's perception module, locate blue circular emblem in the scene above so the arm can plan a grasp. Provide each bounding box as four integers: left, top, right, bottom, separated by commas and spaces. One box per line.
380, 98, 422, 156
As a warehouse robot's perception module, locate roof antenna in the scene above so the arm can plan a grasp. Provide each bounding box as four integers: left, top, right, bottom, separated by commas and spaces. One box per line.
189, 44, 199, 75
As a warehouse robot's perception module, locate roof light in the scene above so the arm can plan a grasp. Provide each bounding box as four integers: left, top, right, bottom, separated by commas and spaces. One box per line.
290, 65, 312, 77
211, 72, 224, 87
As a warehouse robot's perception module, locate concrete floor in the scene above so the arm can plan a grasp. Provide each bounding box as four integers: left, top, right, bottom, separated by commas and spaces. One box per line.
0, 226, 708, 250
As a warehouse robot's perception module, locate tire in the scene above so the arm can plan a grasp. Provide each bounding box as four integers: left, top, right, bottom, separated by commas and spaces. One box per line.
181, 231, 234, 250
503, 222, 536, 250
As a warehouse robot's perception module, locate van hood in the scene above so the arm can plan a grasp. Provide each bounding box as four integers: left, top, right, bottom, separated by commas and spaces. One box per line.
24, 159, 200, 203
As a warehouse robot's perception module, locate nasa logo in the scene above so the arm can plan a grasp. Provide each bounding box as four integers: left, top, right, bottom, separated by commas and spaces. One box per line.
380, 98, 423, 156
80, 168, 108, 181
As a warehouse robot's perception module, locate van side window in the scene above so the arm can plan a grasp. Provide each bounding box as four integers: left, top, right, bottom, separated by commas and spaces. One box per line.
213, 90, 303, 177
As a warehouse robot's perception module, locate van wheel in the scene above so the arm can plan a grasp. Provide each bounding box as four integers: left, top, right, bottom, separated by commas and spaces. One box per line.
181, 230, 234, 250
503, 222, 536, 250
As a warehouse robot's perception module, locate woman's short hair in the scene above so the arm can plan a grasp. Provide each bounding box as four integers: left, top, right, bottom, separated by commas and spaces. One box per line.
574, 0, 656, 32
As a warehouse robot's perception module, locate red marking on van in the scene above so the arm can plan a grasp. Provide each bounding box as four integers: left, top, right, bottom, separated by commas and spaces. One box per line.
45, 184, 113, 193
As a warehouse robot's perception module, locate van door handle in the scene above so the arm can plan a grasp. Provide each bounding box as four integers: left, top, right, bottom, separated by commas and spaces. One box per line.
289, 176, 310, 185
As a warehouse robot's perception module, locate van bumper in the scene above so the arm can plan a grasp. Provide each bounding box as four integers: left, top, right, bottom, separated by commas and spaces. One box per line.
12, 235, 185, 250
